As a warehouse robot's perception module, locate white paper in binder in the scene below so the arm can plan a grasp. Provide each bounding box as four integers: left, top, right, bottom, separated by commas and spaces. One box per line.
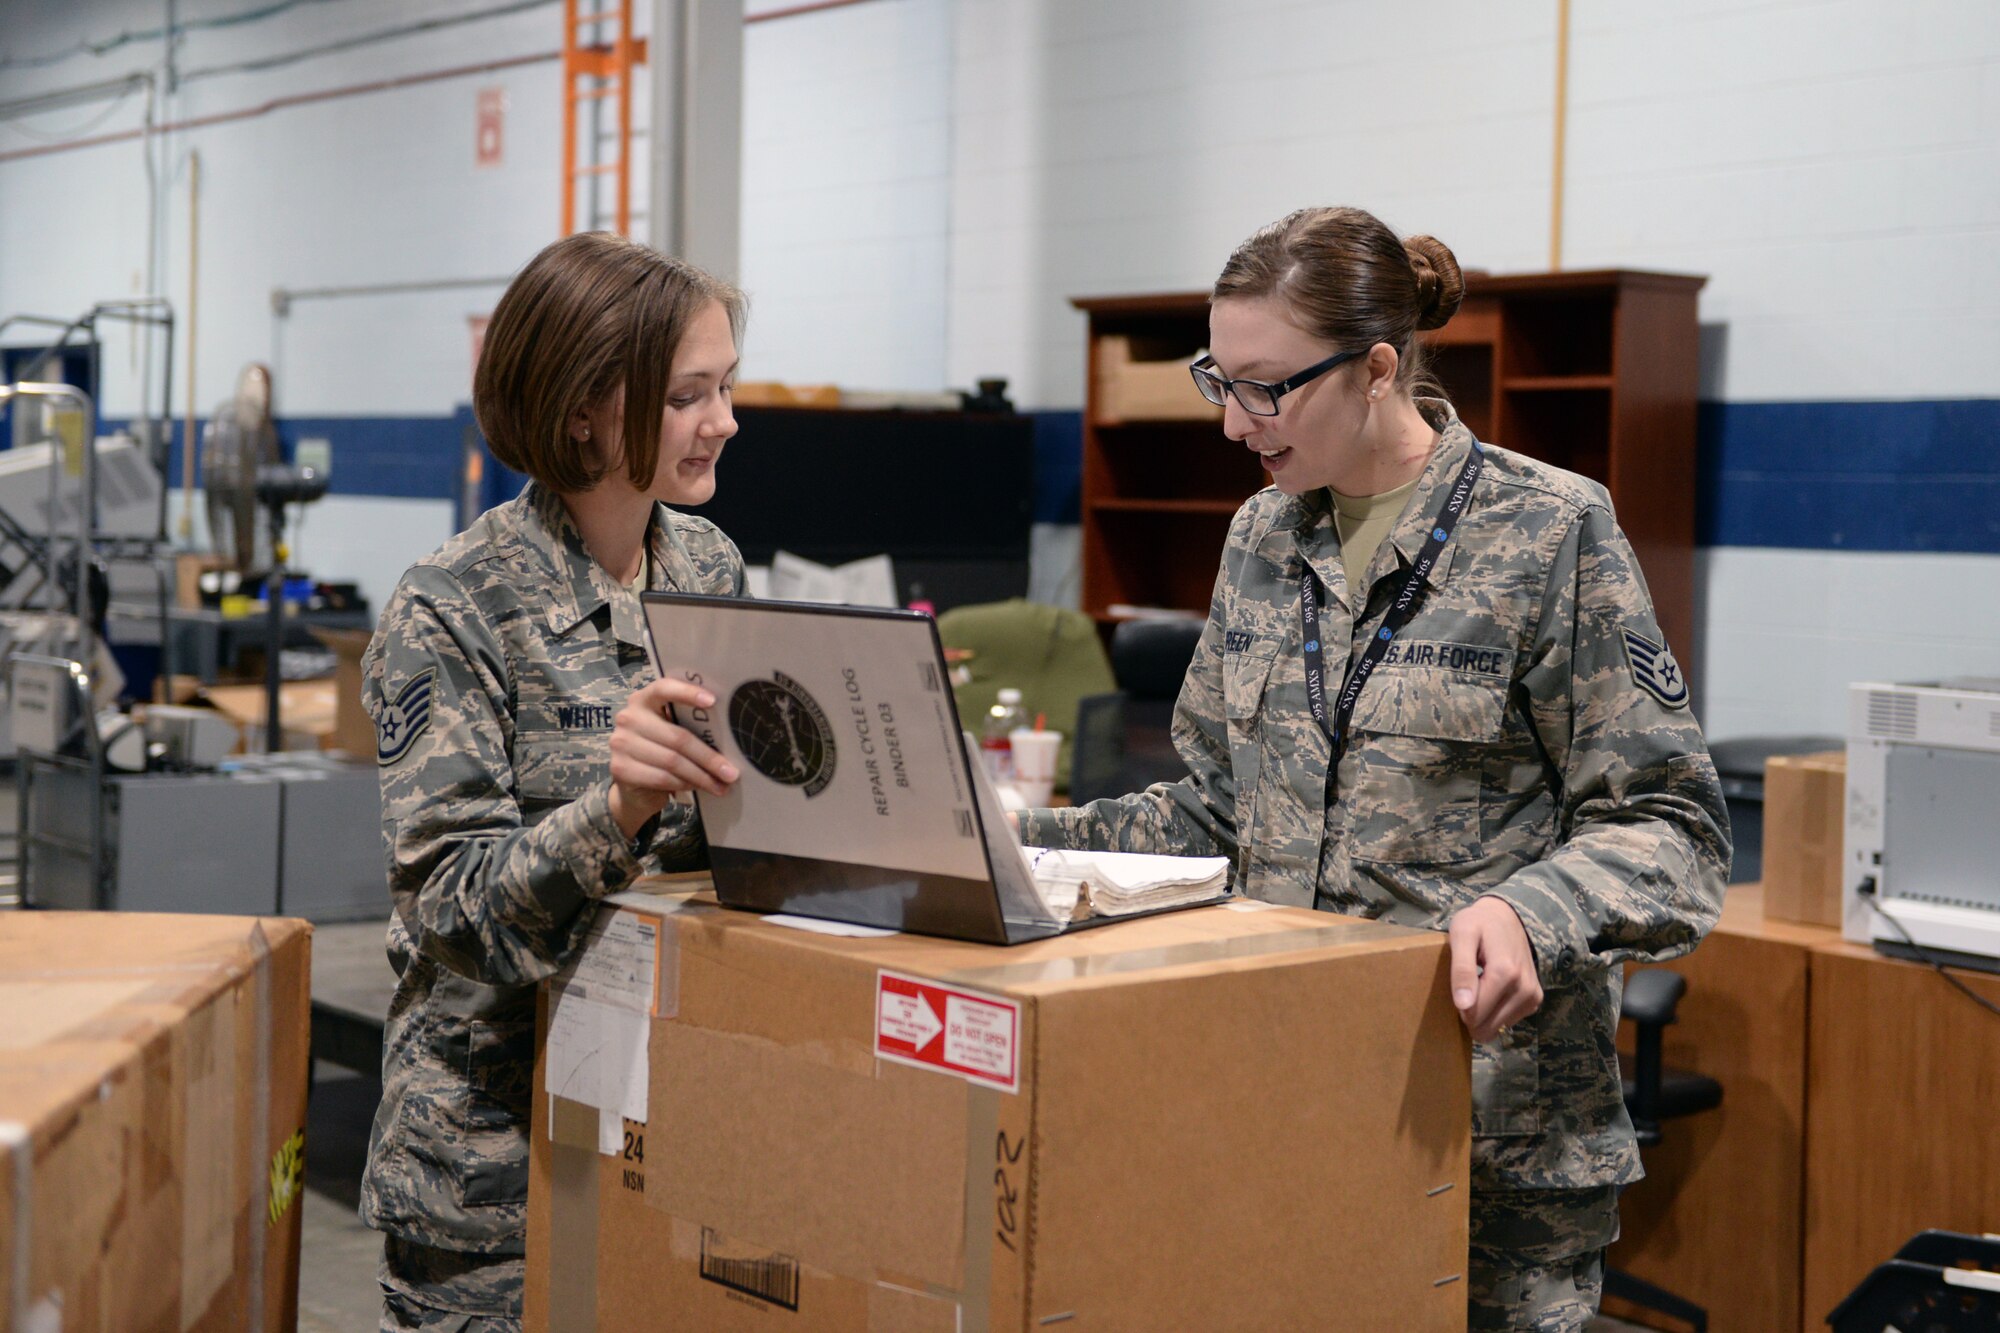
1022, 846, 1232, 920
960, 739, 1231, 924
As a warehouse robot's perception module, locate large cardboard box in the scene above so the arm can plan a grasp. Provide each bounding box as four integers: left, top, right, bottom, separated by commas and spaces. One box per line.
0, 913, 312, 1331
526, 888, 1469, 1332
200, 680, 340, 754
1763, 750, 1846, 927
311, 627, 377, 758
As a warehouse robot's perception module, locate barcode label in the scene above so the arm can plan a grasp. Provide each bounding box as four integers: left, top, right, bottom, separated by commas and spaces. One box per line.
919, 662, 941, 693
699, 1228, 801, 1311
954, 809, 974, 838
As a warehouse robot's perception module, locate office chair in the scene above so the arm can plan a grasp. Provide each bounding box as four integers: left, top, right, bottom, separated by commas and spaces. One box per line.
1606, 968, 1724, 1332
1068, 619, 1201, 806
937, 598, 1116, 791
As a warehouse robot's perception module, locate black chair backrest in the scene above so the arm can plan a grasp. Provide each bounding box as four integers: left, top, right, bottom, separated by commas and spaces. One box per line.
1068, 694, 1128, 808
1111, 619, 1203, 702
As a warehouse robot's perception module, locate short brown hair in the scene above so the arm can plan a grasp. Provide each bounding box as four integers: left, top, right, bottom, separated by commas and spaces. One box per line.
474, 232, 745, 493
1212, 207, 1464, 400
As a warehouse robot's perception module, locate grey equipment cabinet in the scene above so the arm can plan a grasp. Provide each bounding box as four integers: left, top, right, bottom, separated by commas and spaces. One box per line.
227, 751, 385, 922
13, 652, 281, 914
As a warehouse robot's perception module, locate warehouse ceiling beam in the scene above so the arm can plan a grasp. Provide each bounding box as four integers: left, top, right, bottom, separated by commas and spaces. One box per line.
1550, 0, 1571, 271
648, 0, 742, 278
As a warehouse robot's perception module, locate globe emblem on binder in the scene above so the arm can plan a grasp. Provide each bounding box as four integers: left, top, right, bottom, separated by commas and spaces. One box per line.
728, 671, 838, 797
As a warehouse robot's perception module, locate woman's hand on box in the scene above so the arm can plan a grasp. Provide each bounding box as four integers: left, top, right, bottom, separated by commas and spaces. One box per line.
1446, 896, 1544, 1043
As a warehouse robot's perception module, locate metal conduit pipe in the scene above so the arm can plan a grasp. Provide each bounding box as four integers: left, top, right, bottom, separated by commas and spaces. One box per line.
0, 0, 889, 165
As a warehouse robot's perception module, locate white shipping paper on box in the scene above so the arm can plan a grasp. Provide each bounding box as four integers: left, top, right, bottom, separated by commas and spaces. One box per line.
546, 909, 659, 1134
547, 991, 650, 1125
557, 910, 659, 1012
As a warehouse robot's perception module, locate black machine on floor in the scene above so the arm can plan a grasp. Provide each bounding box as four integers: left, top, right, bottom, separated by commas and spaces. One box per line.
1828, 1231, 2000, 1330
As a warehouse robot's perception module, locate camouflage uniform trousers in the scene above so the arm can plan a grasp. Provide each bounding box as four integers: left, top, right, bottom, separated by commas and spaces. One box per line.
1466, 1185, 1618, 1332
379, 1235, 523, 1333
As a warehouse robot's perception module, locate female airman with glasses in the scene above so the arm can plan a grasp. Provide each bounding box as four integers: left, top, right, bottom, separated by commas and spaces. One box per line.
1019, 206, 1729, 1330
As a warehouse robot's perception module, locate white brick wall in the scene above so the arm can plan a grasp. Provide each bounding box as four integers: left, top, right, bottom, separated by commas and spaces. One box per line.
1696, 547, 2000, 740
5, 0, 1998, 736
739, 0, 953, 390
1561, 0, 2000, 400
0, 0, 598, 417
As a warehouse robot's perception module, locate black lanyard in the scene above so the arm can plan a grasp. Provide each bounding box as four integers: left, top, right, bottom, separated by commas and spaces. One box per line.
1300, 440, 1485, 770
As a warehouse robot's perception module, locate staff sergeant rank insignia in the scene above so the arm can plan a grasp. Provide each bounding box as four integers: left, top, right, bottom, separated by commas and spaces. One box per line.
1621, 627, 1688, 710
376, 669, 435, 765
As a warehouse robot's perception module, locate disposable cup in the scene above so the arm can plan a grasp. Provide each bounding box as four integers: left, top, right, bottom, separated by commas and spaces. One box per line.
1009, 728, 1062, 808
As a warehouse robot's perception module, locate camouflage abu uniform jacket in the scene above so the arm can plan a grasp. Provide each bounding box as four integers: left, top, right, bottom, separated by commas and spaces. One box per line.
359, 484, 745, 1254
1019, 401, 1730, 1195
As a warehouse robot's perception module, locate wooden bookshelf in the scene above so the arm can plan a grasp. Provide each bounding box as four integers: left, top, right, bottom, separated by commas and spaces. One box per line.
1070, 269, 1706, 661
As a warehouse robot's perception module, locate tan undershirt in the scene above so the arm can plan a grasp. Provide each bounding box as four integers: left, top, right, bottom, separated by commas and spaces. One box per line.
1331, 474, 1421, 605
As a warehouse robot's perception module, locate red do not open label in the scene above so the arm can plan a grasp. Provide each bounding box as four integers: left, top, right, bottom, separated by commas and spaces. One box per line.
875, 969, 1019, 1093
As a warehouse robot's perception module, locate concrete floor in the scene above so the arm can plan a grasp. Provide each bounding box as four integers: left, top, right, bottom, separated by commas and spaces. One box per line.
300, 1063, 387, 1332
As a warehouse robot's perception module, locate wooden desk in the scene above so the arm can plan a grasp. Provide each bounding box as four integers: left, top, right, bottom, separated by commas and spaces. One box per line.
1801, 940, 2000, 1325
1606, 884, 2000, 1332
1609, 884, 1837, 1332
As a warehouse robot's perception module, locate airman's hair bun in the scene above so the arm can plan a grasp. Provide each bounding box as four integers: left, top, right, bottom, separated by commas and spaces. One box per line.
1404, 235, 1465, 331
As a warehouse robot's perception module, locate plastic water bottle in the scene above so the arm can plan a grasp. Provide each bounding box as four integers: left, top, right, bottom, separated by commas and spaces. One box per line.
982, 688, 1026, 783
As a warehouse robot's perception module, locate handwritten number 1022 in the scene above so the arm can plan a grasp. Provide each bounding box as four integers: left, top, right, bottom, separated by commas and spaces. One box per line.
994, 1130, 1025, 1253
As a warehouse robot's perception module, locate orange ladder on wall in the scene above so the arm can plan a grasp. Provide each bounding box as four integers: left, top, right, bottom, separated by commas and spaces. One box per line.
561, 0, 649, 235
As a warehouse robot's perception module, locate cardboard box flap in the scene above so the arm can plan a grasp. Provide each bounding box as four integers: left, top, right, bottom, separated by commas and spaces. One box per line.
625, 882, 1435, 1000
646, 1016, 976, 1291
1024, 937, 1468, 1326
940, 913, 1428, 993
0, 912, 304, 976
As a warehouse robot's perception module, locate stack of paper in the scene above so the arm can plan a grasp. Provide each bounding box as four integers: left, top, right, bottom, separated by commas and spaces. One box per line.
1022, 847, 1232, 920
763, 550, 899, 606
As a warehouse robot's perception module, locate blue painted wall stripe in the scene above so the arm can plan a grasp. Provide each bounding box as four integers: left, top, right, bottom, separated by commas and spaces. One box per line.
1698, 399, 2000, 551
1029, 408, 1082, 525
104, 397, 2000, 554
105, 414, 466, 500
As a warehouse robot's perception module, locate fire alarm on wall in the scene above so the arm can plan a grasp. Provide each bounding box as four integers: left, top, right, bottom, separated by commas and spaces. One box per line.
476, 88, 506, 169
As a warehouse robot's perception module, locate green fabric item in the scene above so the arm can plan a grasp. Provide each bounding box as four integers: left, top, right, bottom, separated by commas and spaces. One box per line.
936, 598, 1116, 791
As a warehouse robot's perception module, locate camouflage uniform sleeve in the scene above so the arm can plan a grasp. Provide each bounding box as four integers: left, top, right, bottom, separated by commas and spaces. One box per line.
1481, 503, 1731, 989
724, 531, 749, 597
366, 565, 650, 986
1015, 538, 1241, 859
669, 512, 750, 598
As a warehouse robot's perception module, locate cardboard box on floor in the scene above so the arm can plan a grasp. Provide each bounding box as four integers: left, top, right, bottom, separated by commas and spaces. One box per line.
0, 913, 313, 1331
525, 887, 1470, 1332
200, 680, 340, 754
311, 627, 377, 758
1763, 750, 1846, 928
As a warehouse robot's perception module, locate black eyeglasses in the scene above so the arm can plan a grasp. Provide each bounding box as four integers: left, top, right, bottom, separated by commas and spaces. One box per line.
1189, 349, 1364, 417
